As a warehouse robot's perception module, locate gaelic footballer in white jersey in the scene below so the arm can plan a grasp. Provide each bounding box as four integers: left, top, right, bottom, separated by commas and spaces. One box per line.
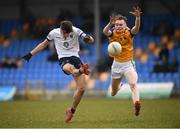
22, 20, 94, 123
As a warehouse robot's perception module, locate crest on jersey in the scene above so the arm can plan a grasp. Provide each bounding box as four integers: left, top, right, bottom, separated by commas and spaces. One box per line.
63, 42, 73, 50
63, 42, 69, 48
70, 34, 73, 38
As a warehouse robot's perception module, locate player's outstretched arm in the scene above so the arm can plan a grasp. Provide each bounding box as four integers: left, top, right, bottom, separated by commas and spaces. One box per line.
130, 6, 142, 35
103, 15, 116, 36
22, 39, 49, 62
83, 34, 94, 43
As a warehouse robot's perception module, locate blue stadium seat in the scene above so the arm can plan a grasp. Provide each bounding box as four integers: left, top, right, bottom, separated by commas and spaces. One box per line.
1, 16, 180, 90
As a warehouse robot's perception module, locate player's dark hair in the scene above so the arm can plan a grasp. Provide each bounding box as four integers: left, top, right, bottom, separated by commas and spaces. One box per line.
116, 14, 127, 21
60, 20, 73, 33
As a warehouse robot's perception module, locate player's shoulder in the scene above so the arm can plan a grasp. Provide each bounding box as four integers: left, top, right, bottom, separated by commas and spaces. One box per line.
72, 26, 83, 34
72, 26, 78, 30
48, 28, 60, 38
50, 28, 60, 34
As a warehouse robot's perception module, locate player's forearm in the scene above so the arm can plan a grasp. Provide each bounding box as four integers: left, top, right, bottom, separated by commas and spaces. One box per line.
83, 34, 95, 43
131, 16, 141, 35
30, 42, 48, 55
103, 22, 112, 36
135, 16, 140, 30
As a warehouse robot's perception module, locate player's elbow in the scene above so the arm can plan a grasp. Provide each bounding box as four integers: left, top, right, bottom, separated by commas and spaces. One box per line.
103, 28, 107, 35
131, 27, 140, 35
103, 31, 108, 37
131, 31, 138, 35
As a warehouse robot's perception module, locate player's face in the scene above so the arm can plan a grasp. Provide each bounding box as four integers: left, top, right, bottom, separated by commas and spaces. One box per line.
115, 20, 126, 33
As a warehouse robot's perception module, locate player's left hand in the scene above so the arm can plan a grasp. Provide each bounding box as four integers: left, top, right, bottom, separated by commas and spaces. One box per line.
129, 6, 142, 17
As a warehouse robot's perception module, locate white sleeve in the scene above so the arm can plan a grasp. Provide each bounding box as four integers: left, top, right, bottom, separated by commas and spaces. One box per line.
46, 30, 54, 41
73, 26, 86, 39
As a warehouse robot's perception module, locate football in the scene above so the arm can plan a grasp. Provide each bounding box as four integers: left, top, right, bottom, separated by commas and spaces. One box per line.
108, 41, 122, 56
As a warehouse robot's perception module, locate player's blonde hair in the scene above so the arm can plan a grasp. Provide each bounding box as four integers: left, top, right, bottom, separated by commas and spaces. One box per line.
116, 14, 127, 21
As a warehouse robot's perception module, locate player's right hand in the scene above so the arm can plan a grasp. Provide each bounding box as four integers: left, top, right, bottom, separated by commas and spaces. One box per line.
22, 52, 32, 62
109, 15, 117, 25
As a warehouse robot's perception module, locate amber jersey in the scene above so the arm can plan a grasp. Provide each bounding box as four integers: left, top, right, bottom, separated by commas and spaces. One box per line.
109, 28, 134, 62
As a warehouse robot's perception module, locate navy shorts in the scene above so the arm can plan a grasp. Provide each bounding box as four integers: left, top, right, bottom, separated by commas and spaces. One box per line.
59, 56, 82, 75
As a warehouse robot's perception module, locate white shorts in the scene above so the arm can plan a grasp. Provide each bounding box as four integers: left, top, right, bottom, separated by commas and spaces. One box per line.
111, 60, 137, 79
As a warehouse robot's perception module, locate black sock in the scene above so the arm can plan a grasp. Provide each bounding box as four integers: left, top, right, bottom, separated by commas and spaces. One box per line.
71, 108, 76, 114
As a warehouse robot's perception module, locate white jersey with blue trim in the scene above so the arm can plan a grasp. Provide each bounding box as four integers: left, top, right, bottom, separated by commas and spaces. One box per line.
47, 26, 85, 59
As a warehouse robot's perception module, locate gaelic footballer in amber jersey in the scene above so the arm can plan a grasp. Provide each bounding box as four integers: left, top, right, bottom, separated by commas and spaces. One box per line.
109, 28, 134, 62
103, 6, 142, 116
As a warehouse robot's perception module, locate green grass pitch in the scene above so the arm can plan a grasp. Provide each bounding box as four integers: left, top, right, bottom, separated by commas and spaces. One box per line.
0, 98, 180, 128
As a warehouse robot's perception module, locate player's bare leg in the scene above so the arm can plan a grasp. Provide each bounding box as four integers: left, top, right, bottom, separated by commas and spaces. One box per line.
125, 68, 141, 116
111, 78, 123, 96
63, 63, 89, 122
65, 75, 86, 123
72, 75, 86, 109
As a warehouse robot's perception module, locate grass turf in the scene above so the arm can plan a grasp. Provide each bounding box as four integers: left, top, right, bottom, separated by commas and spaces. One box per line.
0, 98, 180, 128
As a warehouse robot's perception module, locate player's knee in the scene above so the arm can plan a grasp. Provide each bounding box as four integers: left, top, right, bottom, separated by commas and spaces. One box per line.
78, 86, 85, 92
63, 64, 72, 74
129, 82, 137, 89
129, 82, 136, 87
